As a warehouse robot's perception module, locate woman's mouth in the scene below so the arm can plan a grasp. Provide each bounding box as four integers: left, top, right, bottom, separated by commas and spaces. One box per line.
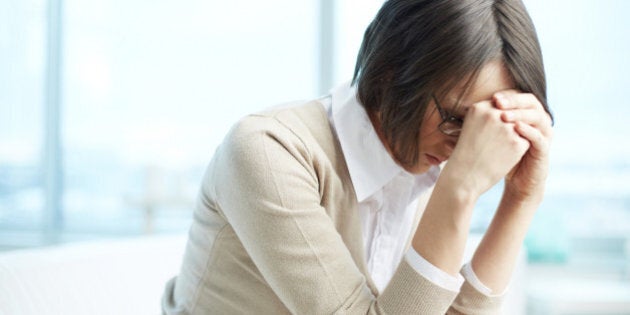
426, 154, 443, 165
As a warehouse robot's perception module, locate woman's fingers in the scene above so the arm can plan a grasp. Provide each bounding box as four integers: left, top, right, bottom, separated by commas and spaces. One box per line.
493, 90, 553, 137
493, 90, 540, 110
501, 109, 538, 123
514, 120, 552, 157
501, 108, 553, 136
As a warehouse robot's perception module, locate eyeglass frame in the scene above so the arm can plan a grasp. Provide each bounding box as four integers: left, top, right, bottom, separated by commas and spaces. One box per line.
432, 94, 464, 137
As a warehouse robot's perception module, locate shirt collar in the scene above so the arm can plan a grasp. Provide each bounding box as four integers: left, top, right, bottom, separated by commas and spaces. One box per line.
330, 82, 440, 202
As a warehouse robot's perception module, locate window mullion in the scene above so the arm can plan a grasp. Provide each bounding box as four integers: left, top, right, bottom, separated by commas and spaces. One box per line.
43, 0, 63, 239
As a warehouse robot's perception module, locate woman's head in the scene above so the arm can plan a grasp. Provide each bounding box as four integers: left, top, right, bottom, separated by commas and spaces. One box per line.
352, 0, 553, 171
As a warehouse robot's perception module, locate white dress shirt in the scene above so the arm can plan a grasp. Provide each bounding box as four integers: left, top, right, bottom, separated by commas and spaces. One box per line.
320, 82, 494, 295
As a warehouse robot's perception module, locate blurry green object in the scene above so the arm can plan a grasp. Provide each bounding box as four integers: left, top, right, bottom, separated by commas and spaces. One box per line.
525, 205, 569, 263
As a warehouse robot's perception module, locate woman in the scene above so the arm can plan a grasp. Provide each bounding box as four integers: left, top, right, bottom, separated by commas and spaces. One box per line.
163, 0, 553, 314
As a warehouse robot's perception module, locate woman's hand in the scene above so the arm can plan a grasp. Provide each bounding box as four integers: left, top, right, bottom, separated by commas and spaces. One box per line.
444, 99, 531, 199
493, 90, 553, 205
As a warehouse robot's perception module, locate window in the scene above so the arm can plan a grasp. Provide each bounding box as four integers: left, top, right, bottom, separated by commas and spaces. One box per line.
0, 0, 47, 240
61, 0, 319, 235
1, 0, 319, 243
2, 1, 628, 309
522, 0, 630, 267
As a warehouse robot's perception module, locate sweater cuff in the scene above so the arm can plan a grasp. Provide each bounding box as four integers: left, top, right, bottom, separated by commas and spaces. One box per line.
405, 249, 464, 293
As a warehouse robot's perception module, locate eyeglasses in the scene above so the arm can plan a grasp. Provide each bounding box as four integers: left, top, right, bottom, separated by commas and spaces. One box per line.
432, 94, 464, 137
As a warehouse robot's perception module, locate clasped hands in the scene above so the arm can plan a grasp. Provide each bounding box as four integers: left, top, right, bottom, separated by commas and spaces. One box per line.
445, 90, 554, 206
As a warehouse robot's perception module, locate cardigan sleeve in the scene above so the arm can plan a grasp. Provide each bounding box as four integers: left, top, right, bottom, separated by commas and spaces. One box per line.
211, 114, 463, 314
446, 266, 504, 314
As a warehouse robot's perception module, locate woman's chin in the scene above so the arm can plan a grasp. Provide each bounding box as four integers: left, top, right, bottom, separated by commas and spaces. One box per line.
402, 162, 432, 175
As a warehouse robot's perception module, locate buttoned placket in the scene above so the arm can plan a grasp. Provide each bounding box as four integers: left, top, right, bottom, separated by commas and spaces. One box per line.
365, 173, 418, 290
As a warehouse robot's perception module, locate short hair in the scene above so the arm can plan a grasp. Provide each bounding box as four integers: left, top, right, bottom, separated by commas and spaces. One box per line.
352, 0, 553, 169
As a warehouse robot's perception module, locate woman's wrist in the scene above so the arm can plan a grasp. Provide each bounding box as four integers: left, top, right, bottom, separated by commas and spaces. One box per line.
439, 162, 484, 203
501, 183, 545, 209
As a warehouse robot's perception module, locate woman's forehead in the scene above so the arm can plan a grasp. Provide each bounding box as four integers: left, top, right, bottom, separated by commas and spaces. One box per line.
445, 60, 515, 109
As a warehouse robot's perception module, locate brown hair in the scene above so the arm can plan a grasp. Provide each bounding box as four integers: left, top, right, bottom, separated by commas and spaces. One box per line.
352, 0, 553, 169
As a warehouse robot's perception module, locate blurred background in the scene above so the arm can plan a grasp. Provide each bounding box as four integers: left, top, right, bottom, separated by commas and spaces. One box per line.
1, 0, 629, 313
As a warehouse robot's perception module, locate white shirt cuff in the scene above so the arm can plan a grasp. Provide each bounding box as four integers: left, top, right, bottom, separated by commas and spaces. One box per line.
461, 262, 507, 297
405, 249, 464, 293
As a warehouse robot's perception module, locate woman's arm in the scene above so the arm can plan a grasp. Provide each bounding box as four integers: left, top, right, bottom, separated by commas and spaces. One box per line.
470, 91, 553, 293
412, 99, 531, 276
470, 189, 539, 294
410, 90, 551, 315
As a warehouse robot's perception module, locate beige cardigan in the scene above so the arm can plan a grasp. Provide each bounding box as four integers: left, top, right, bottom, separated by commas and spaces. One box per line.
162, 101, 502, 314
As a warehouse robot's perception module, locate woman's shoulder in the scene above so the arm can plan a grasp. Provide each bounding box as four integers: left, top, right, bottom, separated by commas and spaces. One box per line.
225, 99, 333, 151
253, 99, 329, 132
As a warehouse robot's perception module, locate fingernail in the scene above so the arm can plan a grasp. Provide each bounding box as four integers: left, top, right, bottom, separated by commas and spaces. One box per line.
504, 111, 514, 120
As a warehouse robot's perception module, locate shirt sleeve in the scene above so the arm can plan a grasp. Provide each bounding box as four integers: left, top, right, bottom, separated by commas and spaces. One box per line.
405, 248, 464, 292
406, 247, 510, 298
405, 248, 508, 314
461, 262, 508, 297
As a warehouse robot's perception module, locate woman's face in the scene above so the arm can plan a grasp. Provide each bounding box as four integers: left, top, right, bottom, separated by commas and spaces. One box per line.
405, 60, 516, 174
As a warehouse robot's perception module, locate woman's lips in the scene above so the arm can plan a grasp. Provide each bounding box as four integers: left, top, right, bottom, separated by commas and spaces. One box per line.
426, 154, 443, 165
